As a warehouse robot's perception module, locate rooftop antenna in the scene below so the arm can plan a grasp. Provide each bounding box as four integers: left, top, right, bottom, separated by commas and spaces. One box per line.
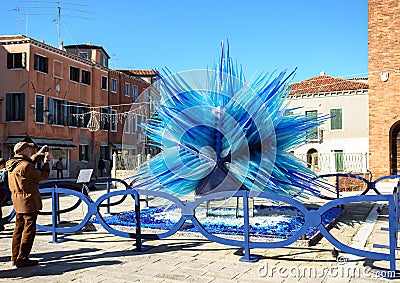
55, 2, 62, 49
10, 7, 23, 34
21, 1, 93, 49
112, 54, 117, 69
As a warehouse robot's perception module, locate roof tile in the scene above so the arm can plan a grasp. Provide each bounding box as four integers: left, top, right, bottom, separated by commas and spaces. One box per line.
290, 75, 368, 95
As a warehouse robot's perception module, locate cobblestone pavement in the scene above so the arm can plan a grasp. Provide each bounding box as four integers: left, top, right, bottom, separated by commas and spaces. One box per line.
0, 186, 399, 283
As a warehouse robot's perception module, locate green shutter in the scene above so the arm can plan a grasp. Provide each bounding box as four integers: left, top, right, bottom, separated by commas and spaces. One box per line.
335, 150, 344, 172
330, 109, 343, 130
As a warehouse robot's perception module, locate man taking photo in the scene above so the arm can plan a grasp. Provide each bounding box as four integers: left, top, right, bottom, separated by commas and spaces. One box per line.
6, 142, 50, 268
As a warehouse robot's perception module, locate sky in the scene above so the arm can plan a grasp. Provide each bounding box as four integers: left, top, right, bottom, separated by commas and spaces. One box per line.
0, 0, 367, 82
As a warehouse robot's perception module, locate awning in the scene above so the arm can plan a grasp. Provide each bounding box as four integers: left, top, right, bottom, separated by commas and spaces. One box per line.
4, 137, 25, 144
30, 138, 76, 149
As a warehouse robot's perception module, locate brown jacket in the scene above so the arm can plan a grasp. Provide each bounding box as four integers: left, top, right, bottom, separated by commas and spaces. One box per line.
6, 153, 50, 213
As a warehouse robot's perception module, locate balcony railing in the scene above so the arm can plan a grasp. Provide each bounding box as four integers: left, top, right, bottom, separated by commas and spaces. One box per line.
294, 152, 368, 174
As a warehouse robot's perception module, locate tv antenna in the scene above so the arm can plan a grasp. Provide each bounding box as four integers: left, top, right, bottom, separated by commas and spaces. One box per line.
10, 7, 24, 34
20, 1, 94, 49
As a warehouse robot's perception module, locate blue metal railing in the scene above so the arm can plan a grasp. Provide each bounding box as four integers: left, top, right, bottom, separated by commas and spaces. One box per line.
0, 174, 398, 272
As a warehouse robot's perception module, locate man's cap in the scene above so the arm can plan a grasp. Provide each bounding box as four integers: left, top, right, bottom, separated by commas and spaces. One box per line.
14, 142, 35, 154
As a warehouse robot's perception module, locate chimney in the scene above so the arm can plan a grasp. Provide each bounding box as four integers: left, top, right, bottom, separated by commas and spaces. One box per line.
320, 70, 325, 76
59, 40, 64, 50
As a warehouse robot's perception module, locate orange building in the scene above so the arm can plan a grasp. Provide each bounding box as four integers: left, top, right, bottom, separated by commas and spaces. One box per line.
0, 35, 155, 178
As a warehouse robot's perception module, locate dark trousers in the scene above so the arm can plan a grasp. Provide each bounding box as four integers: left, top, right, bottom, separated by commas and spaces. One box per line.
57, 169, 63, 179
12, 212, 38, 261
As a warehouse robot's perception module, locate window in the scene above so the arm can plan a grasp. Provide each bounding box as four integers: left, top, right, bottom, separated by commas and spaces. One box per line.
6, 93, 25, 121
78, 52, 89, 59
100, 54, 107, 67
79, 144, 89, 161
111, 109, 117, 132
100, 146, 110, 160
305, 110, 318, 141
100, 107, 110, 130
35, 94, 45, 123
48, 98, 67, 125
132, 85, 138, 101
70, 66, 80, 82
101, 76, 108, 90
81, 70, 91, 85
125, 83, 130, 97
330, 108, 343, 130
34, 54, 48, 73
111, 78, 117, 92
53, 60, 63, 78
335, 150, 344, 172
7, 52, 26, 69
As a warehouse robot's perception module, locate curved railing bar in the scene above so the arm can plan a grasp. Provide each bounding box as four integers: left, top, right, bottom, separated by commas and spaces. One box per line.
313, 173, 370, 199
364, 175, 400, 195
88, 178, 132, 208
36, 187, 93, 234
1, 174, 397, 270
39, 181, 83, 215
247, 191, 312, 248
315, 194, 393, 260
134, 189, 191, 239
94, 189, 141, 239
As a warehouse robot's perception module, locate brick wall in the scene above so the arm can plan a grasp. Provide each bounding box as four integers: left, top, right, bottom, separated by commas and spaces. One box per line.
369, 0, 400, 178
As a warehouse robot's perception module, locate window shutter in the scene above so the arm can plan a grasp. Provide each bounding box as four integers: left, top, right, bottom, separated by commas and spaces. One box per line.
48, 97, 54, 124
34, 55, 38, 70
62, 100, 68, 125
84, 106, 90, 126
5, 93, 11, 121
19, 93, 25, 121
7, 53, 12, 69
21, 52, 26, 68
44, 57, 49, 73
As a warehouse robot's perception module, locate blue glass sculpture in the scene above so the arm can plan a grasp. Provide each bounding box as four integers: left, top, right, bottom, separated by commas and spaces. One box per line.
133, 44, 329, 199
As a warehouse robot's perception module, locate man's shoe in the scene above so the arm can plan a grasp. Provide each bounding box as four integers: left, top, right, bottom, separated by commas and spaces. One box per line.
0, 225, 5, 232
15, 259, 39, 268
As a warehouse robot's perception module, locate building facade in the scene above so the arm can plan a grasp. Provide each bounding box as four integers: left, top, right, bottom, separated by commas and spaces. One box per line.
288, 74, 369, 174
368, 0, 400, 178
0, 35, 155, 178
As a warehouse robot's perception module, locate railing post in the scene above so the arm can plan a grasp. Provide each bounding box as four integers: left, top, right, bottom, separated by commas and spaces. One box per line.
134, 190, 142, 251
389, 192, 397, 272
106, 178, 111, 214
336, 175, 340, 199
240, 191, 260, 262
51, 185, 58, 243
